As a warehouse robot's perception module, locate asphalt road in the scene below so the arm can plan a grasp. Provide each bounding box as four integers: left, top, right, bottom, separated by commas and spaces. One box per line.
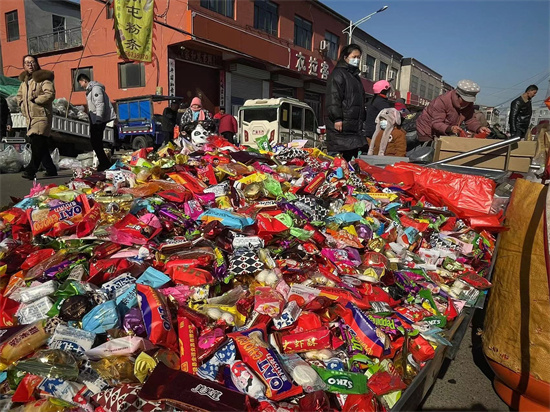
0, 169, 510, 411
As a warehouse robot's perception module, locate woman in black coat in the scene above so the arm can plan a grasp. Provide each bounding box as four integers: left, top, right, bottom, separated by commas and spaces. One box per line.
325, 44, 366, 161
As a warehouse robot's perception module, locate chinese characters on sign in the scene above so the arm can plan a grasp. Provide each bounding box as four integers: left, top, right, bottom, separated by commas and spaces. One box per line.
168, 58, 175, 96
114, 0, 154, 62
291, 49, 332, 80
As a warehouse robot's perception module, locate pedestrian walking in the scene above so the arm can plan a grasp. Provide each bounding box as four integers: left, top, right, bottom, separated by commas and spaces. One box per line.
17, 55, 57, 180
77, 73, 116, 171
325, 43, 366, 161
509, 85, 538, 139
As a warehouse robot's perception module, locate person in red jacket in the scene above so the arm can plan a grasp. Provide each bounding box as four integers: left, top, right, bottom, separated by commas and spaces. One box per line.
218, 112, 238, 144
416, 79, 491, 142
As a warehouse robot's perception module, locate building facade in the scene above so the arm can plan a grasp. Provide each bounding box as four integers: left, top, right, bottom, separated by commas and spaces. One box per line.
349, 30, 402, 98
0, 0, 349, 123
399, 58, 443, 108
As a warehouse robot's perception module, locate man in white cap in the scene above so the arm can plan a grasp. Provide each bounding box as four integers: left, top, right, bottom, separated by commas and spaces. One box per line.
416, 79, 491, 142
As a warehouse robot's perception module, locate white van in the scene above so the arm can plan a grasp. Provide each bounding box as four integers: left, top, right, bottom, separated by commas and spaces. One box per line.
238, 98, 322, 149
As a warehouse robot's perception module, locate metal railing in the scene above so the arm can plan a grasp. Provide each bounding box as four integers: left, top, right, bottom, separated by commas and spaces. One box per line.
28, 27, 82, 55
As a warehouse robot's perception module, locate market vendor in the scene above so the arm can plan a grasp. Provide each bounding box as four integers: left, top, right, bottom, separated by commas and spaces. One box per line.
416, 79, 491, 142
179, 97, 213, 135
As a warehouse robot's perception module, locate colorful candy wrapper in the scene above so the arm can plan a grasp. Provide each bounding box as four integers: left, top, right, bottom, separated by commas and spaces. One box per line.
26, 195, 90, 236
197, 340, 236, 381
15, 349, 79, 380
280, 327, 334, 354
177, 310, 199, 374
279, 354, 327, 393
85, 336, 155, 360
230, 360, 267, 399
340, 302, 388, 358
254, 287, 285, 317
139, 363, 250, 412
367, 370, 407, 396
16, 296, 53, 325
229, 326, 302, 401
311, 365, 368, 395
81, 300, 119, 334
48, 324, 95, 356
136, 284, 178, 351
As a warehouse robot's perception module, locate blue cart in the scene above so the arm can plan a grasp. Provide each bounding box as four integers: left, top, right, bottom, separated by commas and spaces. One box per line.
115, 95, 182, 149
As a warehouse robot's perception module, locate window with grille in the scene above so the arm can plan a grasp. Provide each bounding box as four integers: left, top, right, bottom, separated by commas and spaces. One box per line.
200, 0, 234, 18
6, 11, 19, 42
410, 75, 419, 94
119, 62, 145, 88
325, 31, 339, 60
254, 0, 278, 36
294, 15, 312, 50
420, 79, 427, 97
378, 62, 388, 81
365, 55, 375, 81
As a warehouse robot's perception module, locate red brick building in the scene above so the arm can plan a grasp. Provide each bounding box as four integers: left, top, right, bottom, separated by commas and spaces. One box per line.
0, 0, 348, 121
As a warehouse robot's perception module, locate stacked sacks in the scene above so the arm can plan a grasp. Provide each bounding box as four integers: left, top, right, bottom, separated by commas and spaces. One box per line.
0, 135, 496, 411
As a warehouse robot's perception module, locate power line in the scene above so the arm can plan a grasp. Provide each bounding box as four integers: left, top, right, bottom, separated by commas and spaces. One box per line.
484, 69, 549, 97
493, 72, 550, 108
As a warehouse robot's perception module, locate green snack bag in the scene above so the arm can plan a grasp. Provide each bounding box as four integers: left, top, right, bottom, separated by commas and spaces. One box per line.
264, 175, 283, 198
256, 135, 271, 152
312, 365, 368, 394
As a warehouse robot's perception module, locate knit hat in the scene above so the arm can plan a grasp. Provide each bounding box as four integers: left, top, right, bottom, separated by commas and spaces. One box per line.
455, 80, 480, 102
191, 97, 202, 109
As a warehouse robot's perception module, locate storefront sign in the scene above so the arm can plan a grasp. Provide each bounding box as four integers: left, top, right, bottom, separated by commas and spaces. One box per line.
114, 0, 154, 62
406, 92, 430, 107
168, 58, 175, 97
173, 47, 222, 68
219, 71, 225, 106
290, 50, 331, 80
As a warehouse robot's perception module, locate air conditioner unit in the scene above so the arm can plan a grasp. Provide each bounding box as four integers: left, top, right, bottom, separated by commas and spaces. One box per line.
319, 40, 328, 52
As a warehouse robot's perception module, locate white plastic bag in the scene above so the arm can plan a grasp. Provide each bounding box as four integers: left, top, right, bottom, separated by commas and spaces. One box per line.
50, 148, 60, 169
76, 151, 94, 168
0, 145, 23, 173
21, 144, 32, 168
58, 157, 82, 170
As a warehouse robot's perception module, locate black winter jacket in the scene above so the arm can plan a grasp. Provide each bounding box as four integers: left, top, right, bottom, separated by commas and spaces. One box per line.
0, 96, 12, 135
325, 61, 366, 152
364, 94, 392, 138
508, 96, 532, 137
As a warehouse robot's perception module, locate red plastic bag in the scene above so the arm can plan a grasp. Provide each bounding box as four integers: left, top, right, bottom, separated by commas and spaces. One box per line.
354, 159, 415, 190
466, 211, 507, 232
390, 162, 496, 218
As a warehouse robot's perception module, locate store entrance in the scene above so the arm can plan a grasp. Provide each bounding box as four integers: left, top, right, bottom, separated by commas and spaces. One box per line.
175, 60, 219, 113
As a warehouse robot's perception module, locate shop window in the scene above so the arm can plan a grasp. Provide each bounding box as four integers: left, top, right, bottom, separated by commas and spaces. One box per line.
72, 67, 94, 92
304, 109, 315, 132
52, 15, 66, 44
6, 10, 19, 42
200, 0, 234, 19
410, 75, 419, 94
325, 31, 339, 60
119, 62, 145, 88
365, 55, 375, 81
294, 15, 312, 50
291, 105, 303, 130
420, 80, 427, 98
378, 62, 387, 81
280, 103, 290, 128
254, 0, 278, 36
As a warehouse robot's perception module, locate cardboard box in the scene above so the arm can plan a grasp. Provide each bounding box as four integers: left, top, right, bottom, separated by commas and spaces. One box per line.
434, 136, 537, 172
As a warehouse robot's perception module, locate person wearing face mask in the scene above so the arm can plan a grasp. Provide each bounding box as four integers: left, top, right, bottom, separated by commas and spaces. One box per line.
364, 80, 393, 140
180, 97, 213, 135
325, 44, 366, 161
508, 85, 538, 139
416, 79, 491, 142
367, 108, 406, 157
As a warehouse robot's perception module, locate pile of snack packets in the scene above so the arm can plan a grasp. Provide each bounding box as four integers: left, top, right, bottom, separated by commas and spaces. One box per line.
0, 136, 495, 412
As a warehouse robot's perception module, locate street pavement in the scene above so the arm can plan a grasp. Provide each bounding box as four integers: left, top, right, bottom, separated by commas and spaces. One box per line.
0, 170, 510, 411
